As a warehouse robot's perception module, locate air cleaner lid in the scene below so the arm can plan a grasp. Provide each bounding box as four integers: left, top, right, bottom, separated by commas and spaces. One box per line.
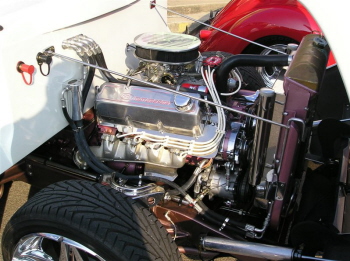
134, 32, 201, 52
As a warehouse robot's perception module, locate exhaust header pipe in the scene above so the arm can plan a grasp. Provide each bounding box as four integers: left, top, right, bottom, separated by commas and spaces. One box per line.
201, 236, 339, 261
202, 236, 293, 261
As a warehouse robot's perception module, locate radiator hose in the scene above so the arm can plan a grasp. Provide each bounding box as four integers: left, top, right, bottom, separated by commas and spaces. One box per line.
216, 54, 289, 94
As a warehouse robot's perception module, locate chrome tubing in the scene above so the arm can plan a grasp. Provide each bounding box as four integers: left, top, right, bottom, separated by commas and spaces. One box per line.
78, 34, 102, 54
61, 41, 85, 57
245, 201, 273, 239
201, 236, 293, 261
70, 40, 93, 57
62, 36, 95, 83
248, 87, 276, 186
62, 37, 93, 57
76, 35, 99, 55
70, 80, 83, 121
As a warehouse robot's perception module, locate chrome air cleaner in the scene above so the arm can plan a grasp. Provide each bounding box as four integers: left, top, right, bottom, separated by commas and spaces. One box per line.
134, 32, 200, 64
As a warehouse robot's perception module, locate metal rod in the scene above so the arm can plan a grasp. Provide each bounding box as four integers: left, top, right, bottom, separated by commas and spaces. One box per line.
201, 236, 293, 261
150, 1, 286, 55
47, 50, 290, 129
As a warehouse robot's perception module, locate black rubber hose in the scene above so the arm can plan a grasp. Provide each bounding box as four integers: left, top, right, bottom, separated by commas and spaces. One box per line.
198, 201, 246, 229
168, 172, 198, 196
216, 54, 289, 94
82, 56, 96, 107
97, 52, 108, 68
62, 107, 77, 131
201, 211, 246, 237
95, 53, 120, 83
62, 107, 107, 174
73, 132, 106, 174
77, 129, 112, 173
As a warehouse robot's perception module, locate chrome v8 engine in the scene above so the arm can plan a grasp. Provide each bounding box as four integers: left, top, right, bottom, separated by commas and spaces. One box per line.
91, 32, 226, 169
64, 32, 273, 202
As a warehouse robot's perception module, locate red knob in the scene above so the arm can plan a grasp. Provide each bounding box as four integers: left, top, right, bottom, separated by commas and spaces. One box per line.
199, 30, 212, 41
17, 61, 35, 85
20, 63, 35, 74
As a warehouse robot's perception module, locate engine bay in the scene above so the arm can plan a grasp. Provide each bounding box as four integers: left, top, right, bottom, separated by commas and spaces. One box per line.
21, 30, 350, 260
2, 0, 350, 260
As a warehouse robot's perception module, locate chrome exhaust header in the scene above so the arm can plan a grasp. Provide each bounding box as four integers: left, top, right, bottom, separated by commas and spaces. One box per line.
202, 236, 293, 261
201, 236, 339, 261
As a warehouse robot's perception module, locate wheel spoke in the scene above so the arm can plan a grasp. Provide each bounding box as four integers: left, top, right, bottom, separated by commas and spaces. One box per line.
13, 235, 54, 260
59, 241, 69, 261
71, 246, 84, 261
12, 233, 105, 261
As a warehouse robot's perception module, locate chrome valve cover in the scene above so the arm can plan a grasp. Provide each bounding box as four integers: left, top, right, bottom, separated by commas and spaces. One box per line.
96, 82, 203, 137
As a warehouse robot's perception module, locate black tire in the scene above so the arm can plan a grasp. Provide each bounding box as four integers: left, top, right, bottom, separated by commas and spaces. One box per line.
243, 35, 298, 88
201, 51, 265, 91
2, 180, 181, 261
237, 66, 265, 91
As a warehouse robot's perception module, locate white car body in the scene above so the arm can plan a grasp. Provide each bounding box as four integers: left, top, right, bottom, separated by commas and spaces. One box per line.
0, 0, 168, 173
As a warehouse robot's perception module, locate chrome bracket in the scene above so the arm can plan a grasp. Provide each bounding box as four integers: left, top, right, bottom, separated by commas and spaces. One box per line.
104, 173, 165, 207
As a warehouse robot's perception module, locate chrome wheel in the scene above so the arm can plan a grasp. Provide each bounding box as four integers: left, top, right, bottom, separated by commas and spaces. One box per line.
13, 233, 105, 261
257, 44, 288, 88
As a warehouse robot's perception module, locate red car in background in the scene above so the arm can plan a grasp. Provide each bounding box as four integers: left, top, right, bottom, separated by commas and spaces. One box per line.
199, 0, 335, 87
